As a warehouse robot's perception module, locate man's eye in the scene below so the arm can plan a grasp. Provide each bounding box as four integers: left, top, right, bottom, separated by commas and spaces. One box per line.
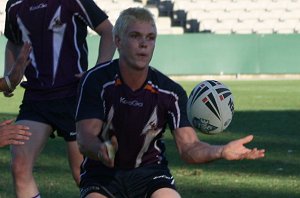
130, 34, 139, 39
147, 36, 156, 41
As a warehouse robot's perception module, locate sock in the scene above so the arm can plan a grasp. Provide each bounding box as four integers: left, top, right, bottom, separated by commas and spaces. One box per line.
32, 193, 41, 198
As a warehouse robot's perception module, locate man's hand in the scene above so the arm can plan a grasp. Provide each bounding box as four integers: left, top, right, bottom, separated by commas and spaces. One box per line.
97, 136, 118, 168
75, 72, 86, 79
3, 90, 14, 97
0, 119, 31, 147
221, 135, 265, 160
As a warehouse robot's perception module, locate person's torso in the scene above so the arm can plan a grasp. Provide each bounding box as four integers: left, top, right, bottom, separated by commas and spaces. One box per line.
77, 60, 191, 171
5, 0, 108, 100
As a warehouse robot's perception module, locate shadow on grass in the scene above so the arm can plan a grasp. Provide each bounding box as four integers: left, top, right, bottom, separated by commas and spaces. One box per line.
165, 110, 300, 197
1, 110, 299, 177
1, 110, 299, 197
165, 110, 300, 175
177, 182, 300, 198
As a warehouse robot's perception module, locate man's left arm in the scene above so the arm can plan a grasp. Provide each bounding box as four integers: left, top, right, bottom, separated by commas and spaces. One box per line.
173, 127, 265, 164
94, 19, 116, 64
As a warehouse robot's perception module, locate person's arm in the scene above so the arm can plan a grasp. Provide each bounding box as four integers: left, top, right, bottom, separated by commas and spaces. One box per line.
76, 118, 116, 167
94, 19, 116, 64
2, 41, 31, 95
7, 42, 31, 89
173, 127, 265, 164
0, 77, 10, 92
5, 40, 21, 78
0, 119, 31, 147
74, 19, 115, 79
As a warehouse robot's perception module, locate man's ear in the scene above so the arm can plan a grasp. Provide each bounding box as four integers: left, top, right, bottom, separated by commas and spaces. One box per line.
114, 36, 121, 47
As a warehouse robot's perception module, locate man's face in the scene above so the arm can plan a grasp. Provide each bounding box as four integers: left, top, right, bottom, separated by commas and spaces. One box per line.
116, 20, 157, 71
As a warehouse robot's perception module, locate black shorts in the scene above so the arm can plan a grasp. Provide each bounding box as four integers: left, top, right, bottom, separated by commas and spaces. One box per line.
80, 164, 177, 198
16, 96, 77, 142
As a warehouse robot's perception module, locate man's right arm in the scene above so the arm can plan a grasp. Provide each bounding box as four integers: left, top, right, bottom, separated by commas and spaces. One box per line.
94, 19, 116, 64
3, 40, 22, 96
5, 40, 21, 76
76, 118, 115, 167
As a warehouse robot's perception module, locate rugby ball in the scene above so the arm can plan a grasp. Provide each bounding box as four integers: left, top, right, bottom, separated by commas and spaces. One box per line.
187, 80, 234, 134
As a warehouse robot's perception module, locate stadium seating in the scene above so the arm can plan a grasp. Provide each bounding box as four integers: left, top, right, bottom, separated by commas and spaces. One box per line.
0, 1, 6, 34
1, 0, 300, 35
171, 0, 300, 34
91, 0, 184, 35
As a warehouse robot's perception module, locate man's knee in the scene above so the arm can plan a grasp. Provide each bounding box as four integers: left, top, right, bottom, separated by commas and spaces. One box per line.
11, 153, 32, 176
85, 192, 108, 198
150, 188, 181, 198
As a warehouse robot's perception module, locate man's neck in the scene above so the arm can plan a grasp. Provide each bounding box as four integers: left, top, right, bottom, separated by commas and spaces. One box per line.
119, 64, 148, 91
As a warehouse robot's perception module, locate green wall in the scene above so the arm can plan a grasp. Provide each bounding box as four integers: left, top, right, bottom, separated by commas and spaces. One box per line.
0, 36, 4, 74
152, 34, 300, 75
1, 34, 300, 75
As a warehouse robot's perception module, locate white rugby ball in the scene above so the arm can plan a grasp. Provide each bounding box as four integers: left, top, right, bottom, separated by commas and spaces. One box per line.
187, 80, 234, 134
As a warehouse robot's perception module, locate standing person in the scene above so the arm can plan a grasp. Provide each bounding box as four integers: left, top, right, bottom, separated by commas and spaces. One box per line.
4, 0, 116, 197
0, 42, 32, 147
75, 7, 265, 198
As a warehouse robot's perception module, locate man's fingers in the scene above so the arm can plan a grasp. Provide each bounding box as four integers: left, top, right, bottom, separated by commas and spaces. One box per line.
0, 128, 31, 147
245, 148, 265, 160
8, 139, 26, 146
98, 143, 114, 168
4, 124, 30, 131
6, 129, 31, 139
0, 119, 14, 126
74, 72, 86, 78
19, 42, 32, 60
3, 91, 14, 97
111, 135, 118, 151
239, 135, 254, 145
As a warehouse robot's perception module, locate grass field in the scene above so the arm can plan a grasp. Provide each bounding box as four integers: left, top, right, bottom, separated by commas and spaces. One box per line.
0, 80, 300, 198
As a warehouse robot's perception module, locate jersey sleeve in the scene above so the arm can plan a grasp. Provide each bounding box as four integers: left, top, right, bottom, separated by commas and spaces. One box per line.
167, 83, 192, 131
75, 70, 105, 122
69, 0, 108, 30
4, 0, 23, 44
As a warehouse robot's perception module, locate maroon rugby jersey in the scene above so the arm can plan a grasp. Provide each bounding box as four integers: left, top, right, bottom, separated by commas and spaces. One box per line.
5, 0, 108, 100
76, 60, 192, 176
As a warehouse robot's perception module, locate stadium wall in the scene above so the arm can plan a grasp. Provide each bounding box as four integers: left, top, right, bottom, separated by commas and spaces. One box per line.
1, 34, 300, 75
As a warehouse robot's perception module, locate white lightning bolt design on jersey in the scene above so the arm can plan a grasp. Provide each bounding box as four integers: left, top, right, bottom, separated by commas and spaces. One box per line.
135, 106, 162, 167
48, 6, 66, 85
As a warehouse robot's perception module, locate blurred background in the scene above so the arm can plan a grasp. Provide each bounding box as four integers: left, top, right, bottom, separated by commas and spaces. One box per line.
1, 0, 300, 78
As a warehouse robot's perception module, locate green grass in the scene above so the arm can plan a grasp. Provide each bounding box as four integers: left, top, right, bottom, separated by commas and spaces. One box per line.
1, 80, 300, 198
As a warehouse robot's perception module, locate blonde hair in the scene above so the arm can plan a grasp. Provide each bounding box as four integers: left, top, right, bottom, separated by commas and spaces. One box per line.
113, 7, 156, 40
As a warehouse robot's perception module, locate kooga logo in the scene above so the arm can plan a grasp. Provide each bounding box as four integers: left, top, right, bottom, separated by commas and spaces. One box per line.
120, 97, 143, 107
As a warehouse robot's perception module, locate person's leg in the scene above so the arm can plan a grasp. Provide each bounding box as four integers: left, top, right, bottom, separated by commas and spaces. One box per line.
150, 188, 181, 198
139, 164, 180, 198
85, 193, 108, 198
51, 96, 82, 186
66, 140, 83, 186
11, 120, 52, 198
80, 184, 115, 198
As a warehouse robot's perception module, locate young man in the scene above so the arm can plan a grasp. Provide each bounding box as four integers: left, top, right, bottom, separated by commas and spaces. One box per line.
76, 7, 265, 198
4, 0, 116, 197
0, 42, 31, 148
